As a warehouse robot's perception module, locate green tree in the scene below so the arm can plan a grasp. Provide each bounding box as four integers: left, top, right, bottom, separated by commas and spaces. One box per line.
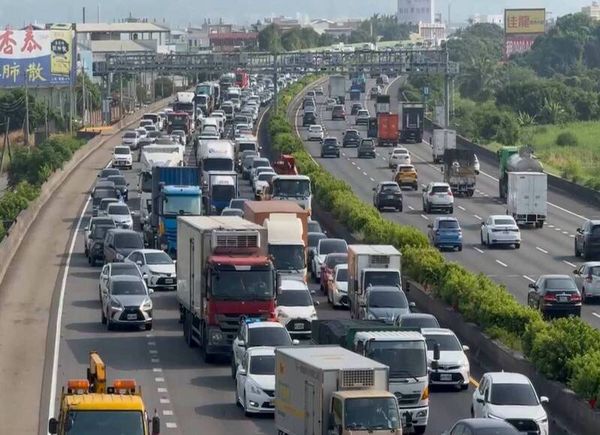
258, 24, 282, 52
459, 55, 500, 101
154, 77, 174, 99
75, 72, 101, 113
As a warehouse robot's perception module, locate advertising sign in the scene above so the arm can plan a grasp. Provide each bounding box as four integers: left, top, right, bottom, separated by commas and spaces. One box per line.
505, 35, 538, 58
0, 26, 76, 88
504, 9, 546, 35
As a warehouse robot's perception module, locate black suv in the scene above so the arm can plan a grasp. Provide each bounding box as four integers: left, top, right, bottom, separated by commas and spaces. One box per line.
373, 182, 403, 212
87, 224, 115, 266
303, 111, 317, 127
350, 103, 363, 115
575, 219, 600, 260
104, 229, 144, 263
357, 139, 376, 158
321, 137, 340, 158
343, 129, 361, 147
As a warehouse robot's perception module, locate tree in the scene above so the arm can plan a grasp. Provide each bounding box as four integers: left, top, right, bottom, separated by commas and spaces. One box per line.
75, 72, 101, 113
447, 23, 504, 65
459, 55, 500, 101
258, 24, 282, 52
154, 77, 174, 99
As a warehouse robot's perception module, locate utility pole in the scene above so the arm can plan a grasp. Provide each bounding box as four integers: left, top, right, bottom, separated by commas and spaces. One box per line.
443, 46, 450, 128
119, 72, 124, 119
24, 73, 30, 147
273, 51, 279, 113
82, 61, 86, 127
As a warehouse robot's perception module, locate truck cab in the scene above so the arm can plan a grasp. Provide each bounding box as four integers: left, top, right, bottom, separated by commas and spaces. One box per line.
157, 185, 202, 255
269, 175, 312, 213
206, 172, 238, 215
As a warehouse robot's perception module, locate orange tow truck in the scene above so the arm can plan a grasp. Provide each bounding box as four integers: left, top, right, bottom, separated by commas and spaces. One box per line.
49, 351, 160, 435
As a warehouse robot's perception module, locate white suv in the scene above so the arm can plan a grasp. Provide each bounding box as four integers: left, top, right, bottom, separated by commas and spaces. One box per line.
389, 147, 411, 168
307, 125, 324, 142
472, 372, 549, 435
112, 145, 133, 170
422, 328, 470, 390
422, 182, 454, 214
481, 215, 521, 249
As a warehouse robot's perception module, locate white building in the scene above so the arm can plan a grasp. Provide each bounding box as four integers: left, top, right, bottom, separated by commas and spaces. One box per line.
397, 0, 434, 25
419, 22, 446, 46
582, 2, 600, 20
470, 14, 504, 26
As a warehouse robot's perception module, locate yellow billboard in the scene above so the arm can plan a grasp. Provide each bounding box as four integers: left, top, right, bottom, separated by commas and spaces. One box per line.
505, 9, 546, 35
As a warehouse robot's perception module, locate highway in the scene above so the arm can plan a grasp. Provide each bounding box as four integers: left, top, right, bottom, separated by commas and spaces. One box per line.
293, 76, 600, 331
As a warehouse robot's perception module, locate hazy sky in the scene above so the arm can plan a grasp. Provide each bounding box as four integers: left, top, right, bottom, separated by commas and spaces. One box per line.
0, 0, 592, 28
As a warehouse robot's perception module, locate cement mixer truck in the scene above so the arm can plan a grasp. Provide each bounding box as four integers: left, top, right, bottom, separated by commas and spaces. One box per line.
498, 146, 544, 200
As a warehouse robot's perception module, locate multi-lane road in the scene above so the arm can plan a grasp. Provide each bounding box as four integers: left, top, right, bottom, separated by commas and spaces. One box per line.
294, 76, 600, 331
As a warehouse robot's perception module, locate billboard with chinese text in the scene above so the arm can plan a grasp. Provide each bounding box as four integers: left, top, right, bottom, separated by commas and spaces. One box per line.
0, 26, 76, 88
504, 9, 546, 35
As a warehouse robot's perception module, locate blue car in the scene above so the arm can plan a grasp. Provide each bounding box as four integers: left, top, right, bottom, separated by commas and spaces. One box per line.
428, 217, 463, 251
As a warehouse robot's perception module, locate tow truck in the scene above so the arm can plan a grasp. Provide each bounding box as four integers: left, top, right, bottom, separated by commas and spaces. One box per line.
49, 351, 160, 435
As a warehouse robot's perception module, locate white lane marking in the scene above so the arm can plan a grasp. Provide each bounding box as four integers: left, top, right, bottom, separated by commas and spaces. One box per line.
163, 410, 174, 416
496, 259, 508, 268
420, 214, 429, 220
160, 398, 171, 404
356, 166, 361, 170
166, 422, 178, 429
148, 341, 156, 346
153, 368, 163, 373
351, 161, 356, 166
535, 247, 549, 254
151, 358, 160, 363
570, 234, 576, 238
458, 205, 466, 211
555, 228, 561, 232
363, 171, 368, 176
548, 224, 555, 228
523, 275, 536, 282
370, 177, 375, 182
562, 231, 569, 235
473, 214, 482, 220
423, 138, 589, 221
158, 387, 168, 393
474, 247, 484, 254
145, 333, 153, 338
155, 377, 165, 382
563, 260, 577, 268
408, 205, 414, 210
593, 312, 600, 319
149, 349, 158, 354
48, 194, 92, 422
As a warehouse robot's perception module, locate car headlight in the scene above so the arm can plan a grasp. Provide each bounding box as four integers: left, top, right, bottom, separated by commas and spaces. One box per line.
310, 310, 318, 319
116, 253, 124, 260
141, 298, 153, 310
536, 416, 548, 423
277, 311, 289, 319
110, 299, 123, 310
366, 313, 376, 320
249, 383, 262, 395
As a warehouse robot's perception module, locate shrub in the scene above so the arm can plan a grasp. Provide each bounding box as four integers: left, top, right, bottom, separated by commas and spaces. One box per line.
569, 350, 600, 406
555, 131, 578, 146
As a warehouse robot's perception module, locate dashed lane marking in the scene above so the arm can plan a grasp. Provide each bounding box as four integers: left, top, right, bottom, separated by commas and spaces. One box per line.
563, 260, 577, 268
458, 205, 466, 211
163, 410, 174, 416
535, 247, 549, 254
158, 387, 168, 393
562, 231, 569, 235
363, 171, 368, 176
166, 423, 178, 429
370, 177, 375, 182
474, 247, 484, 254
420, 214, 429, 220
408, 205, 414, 210
155, 377, 165, 382
160, 398, 171, 404
523, 275, 536, 282
470, 377, 479, 387
473, 214, 482, 220
496, 259, 508, 268
153, 368, 163, 373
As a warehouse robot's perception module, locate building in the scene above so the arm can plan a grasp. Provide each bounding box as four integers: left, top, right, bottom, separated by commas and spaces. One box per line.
470, 14, 504, 26
208, 32, 258, 52
264, 16, 302, 32
309, 19, 335, 35
418, 22, 446, 46
582, 2, 600, 20
397, 0, 434, 25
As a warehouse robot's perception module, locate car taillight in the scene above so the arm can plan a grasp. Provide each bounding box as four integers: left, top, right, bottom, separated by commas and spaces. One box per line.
447, 190, 453, 196
571, 293, 582, 302
544, 293, 557, 302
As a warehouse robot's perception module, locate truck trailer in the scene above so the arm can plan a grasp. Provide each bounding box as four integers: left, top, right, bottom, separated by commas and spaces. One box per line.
398, 102, 424, 143
377, 113, 399, 147
442, 149, 476, 197
348, 245, 402, 320
275, 345, 402, 435
431, 129, 456, 164
497, 146, 544, 200
329, 75, 346, 104
507, 171, 547, 227
177, 216, 276, 362
312, 320, 431, 433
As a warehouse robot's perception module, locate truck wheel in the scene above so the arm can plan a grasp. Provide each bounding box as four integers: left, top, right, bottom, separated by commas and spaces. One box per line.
414, 425, 427, 434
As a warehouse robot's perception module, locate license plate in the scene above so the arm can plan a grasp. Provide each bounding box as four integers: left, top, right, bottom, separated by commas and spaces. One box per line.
164, 279, 174, 284
559, 296, 568, 302
387, 195, 394, 199
127, 314, 137, 320
294, 323, 304, 330
440, 374, 452, 381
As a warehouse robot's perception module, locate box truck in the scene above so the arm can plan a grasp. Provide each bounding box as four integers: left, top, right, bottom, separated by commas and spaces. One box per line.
398, 102, 424, 143
275, 345, 402, 435
329, 75, 346, 104
507, 172, 547, 227
377, 113, 399, 147
431, 129, 456, 164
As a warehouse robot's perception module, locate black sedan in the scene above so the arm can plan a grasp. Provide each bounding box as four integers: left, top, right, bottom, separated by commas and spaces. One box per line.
527, 274, 582, 318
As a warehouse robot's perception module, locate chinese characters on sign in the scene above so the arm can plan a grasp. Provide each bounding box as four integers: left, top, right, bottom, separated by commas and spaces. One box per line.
504, 9, 546, 60
0, 27, 74, 88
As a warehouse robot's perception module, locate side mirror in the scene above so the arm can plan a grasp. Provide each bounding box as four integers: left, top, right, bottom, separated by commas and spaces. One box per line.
48, 418, 59, 434
427, 224, 433, 228
238, 340, 245, 347
314, 300, 320, 306
433, 342, 441, 361
422, 187, 426, 192
540, 396, 549, 404
462, 345, 470, 352
142, 273, 149, 280
409, 301, 416, 309
292, 339, 300, 345
148, 288, 154, 294
238, 368, 247, 376
573, 269, 579, 275
440, 167, 444, 173
372, 187, 376, 191
476, 397, 485, 404
481, 222, 485, 226
136, 260, 143, 266
528, 283, 536, 289
576, 228, 582, 233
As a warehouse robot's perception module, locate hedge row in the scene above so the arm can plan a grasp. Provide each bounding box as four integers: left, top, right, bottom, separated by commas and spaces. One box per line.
0, 135, 84, 241
270, 77, 600, 407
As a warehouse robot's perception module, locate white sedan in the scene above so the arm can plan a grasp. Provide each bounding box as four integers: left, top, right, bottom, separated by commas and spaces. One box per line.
254, 171, 276, 198
389, 147, 411, 168
481, 215, 521, 249
125, 249, 177, 290
106, 203, 133, 230
236, 347, 276, 415
307, 125, 324, 142
422, 327, 470, 390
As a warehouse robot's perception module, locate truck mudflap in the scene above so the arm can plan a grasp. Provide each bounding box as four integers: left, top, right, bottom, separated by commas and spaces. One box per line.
512, 213, 546, 228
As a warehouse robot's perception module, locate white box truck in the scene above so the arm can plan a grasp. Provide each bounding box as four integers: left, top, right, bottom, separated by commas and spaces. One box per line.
347, 245, 402, 320
275, 345, 402, 435
507, 171, 547, 228
431, 129, 456, 164
328, 75, 346, 104
264, 213, 306, 281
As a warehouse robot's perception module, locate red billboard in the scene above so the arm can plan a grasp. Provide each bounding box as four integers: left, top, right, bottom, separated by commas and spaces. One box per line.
504, 34, 538, 59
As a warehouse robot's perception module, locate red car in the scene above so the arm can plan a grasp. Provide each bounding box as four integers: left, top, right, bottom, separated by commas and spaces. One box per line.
320, 253, 348, 293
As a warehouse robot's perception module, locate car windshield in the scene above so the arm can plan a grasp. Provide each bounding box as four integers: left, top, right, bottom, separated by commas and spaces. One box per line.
324, 139, 337, 146
163, 195, 202, 215
394, 149, 408, 155
589, 266, 600, 277
400, 316, 439, 328
247, 327, 291, 347
325, 254, 347, 268
493, 218, 515, 226
249, 355, 275, 375
114, 233, 143, 249
425, 334, 462, 351
438, 220, 459, 229
112, 280, 147, 296
63, 410, 144, 435
108, 176, 126, 187
545, 278, 577, 290
108, 205, 129, 215
202, 158, 234, 172
308, 222, 322, 232
252, 159, 270, 168
336, 268, 348, 282
272, 179, 311, 198
123, 132, 137, 139
222, 209, 243, 216
229, 199, 246, 210
364, 271, 400, 288
398, 166, 414, 172
258, 173, 274, 182
211, 270, 274, 301
368, 291, 408, 308
92, 225, 112, 240
319, 240, 347, 255
490, 383, 539, 406
278, 290, 313, 306
100, 169, 120, 178
110, 264, 141, 277
381, 184, 401, 192
344, 397, 400, 431
114, 147, 130, 155
591, 225, 600, 236
145, 252, 173, 265
100, 200, 117, 211
432, 186, 449, 193
366, 340, 428, 378
310, 126, 322, 132
269, 245, 305, 271
140, 172, 152, 193
361, 140, 374, 146
308, 233, 326, 248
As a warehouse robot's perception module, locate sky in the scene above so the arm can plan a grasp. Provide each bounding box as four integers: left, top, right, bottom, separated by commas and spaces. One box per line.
0, 0, 594, 28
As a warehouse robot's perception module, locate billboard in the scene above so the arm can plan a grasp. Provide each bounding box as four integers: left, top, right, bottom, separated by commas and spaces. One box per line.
504, 35, 538, 58
0, 26, 76, 88
505, 9, 546, 35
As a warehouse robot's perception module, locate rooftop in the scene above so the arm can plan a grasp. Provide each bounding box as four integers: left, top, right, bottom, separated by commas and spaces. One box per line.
77, 22, 170, 33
